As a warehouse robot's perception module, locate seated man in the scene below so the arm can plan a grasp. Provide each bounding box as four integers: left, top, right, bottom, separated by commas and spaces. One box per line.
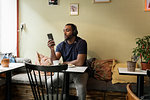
47, 23, 88, 100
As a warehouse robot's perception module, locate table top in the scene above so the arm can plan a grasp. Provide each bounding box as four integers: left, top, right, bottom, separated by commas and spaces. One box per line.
118, 68, 147, 76
0, 63, 87, 73
0, 63, 25, 73
66, 66, 87, 73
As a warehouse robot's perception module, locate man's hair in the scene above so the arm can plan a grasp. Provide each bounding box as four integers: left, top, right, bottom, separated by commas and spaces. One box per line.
66, 23, 78, 36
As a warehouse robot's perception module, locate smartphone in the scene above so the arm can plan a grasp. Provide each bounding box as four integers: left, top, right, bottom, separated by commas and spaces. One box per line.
47, 33, 54, 40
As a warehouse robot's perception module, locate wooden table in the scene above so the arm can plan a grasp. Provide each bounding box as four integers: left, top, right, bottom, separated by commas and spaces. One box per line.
0, 63, 25, 100
65, 66, 88, 100
118, 68, 147, 97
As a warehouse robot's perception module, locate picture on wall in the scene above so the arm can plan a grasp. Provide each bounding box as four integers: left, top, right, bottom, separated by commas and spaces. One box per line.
94, 0, 110, 3
49, 0, 58, 5
70, 3, 79, 16
145, 0, 150, 11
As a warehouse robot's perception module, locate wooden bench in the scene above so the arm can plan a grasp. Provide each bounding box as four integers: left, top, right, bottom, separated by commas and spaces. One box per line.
11, 58, 127, 100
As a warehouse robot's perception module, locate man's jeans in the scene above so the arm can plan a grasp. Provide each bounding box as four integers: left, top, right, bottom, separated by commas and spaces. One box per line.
47, 72, 89, 100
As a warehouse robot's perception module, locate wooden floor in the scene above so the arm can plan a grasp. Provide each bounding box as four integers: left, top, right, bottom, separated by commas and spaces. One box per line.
10, 84, 126, 100
12, 91, 126, 100
70, 89, 126, 100
87, 91, 126, 100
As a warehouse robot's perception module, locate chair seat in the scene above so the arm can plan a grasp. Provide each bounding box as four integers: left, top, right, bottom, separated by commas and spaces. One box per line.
126, 84, 140, 100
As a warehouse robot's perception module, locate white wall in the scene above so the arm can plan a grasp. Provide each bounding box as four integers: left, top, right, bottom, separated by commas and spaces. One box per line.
19, 0, 150, 63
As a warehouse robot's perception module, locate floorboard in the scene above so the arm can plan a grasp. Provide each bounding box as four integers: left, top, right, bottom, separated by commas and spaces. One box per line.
11, 84, 126, 100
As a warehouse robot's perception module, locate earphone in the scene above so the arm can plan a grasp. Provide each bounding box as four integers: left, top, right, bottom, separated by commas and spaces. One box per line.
73, 27, 78, 36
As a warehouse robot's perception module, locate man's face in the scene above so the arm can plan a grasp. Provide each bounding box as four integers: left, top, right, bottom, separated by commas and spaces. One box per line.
63, 25, 73, 40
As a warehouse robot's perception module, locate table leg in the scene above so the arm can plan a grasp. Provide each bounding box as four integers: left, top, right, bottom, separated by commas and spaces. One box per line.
6, 71, 12, 100
64, 72, 70, 100
137, 75, 144, 97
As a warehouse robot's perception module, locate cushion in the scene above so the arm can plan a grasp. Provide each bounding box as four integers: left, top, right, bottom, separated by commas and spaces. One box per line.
35, 52, 53, 76
112, 62, 137, 84
13, 58, 31, 74
12, 73, 51, 84
35, 52, 52, 66
15, 58, 31, 63
91, 59, 116, 81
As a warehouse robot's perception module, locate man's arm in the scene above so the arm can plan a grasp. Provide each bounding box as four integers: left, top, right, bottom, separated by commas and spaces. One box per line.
64, 54, 87, 66
48, 40, 61, 61
50, 48, 60, 60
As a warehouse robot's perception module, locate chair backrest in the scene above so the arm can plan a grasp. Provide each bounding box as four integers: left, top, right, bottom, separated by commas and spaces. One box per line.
25, 63, 68, 100
126, 84, 140, 100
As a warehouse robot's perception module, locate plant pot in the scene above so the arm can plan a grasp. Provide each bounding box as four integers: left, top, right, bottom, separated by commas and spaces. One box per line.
127, 61, 136, 72
141, 62, 150, 70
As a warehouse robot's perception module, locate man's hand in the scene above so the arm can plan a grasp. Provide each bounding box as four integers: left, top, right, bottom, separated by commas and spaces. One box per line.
47, 40, 55, 49
63, 54, 86, 66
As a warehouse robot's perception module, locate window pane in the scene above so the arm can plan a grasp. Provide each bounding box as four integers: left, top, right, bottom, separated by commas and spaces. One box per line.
0, 0, 17, 55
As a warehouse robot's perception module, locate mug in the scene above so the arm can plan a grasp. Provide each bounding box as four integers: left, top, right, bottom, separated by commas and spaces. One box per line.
53, 60, 59, 65
1, 59, 9, 67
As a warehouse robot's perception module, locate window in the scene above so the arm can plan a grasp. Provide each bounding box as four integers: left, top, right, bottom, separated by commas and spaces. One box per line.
0, 0, 17, 56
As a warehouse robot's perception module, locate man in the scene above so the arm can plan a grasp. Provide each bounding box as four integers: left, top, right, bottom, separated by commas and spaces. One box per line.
47, 23, 88, 100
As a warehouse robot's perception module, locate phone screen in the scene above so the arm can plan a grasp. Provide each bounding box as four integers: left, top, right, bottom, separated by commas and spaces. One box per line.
47, 33, 54, 40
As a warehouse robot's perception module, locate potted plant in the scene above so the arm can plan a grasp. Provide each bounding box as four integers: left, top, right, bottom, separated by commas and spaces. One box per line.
132, 35, 150, 70
126, 54, 139, 72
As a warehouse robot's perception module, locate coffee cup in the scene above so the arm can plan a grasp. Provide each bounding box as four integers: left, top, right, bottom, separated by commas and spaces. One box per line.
1, 59, 9, 67
53, 60, 59, 65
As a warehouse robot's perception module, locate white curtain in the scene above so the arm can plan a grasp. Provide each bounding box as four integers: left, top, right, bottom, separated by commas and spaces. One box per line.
0, 0, 17, 55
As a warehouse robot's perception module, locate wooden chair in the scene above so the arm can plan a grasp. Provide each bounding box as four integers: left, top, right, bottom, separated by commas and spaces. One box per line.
126, 84, 140, 100
25, 63, 68, 100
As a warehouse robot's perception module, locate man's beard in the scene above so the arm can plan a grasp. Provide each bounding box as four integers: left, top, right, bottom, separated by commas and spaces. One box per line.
65, 34, 74, 40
